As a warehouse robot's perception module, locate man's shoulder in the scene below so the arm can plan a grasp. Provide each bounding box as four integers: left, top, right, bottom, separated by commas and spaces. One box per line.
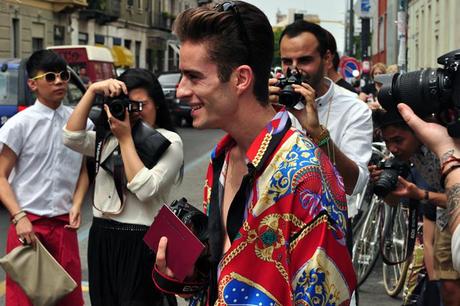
332, 83, 371, 116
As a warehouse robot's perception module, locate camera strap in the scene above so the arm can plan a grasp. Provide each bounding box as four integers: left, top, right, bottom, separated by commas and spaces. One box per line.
380, 199, 418, 265
152, 265, 208, 296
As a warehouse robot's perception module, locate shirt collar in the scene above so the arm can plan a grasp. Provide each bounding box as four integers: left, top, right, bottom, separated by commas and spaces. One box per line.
315, 77, 335, 107
33, 99, 65, 120
211, 108, 291, 166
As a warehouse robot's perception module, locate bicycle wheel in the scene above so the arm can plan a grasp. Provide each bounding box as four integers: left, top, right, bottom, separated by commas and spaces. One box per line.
382, 204, 410, 297
352, 194, 384, 287
351, 181, 374, 236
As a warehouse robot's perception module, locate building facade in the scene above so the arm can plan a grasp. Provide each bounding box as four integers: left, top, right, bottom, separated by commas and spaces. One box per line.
407, 0, 460, 70
0, 0, 199, 73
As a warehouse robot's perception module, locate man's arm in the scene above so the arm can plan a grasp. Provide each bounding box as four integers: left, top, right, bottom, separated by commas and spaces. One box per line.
269, 79, 371, 195
0, 145, 35, 244
66, 158, 89, 230
397, 103, 460, 271
66, 79, 127, 132
391, 176, 447, 208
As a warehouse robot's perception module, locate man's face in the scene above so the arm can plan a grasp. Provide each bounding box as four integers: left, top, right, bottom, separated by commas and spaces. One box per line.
382, 126, 421, 161
279, 32, 328, 92
27, 70, 68, 105
176, 41, 238, 130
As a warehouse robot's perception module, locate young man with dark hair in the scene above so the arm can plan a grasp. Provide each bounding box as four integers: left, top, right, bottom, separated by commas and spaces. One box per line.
155, 2, 356, 305
371, 109, 460, 306
0, 49, 92, 306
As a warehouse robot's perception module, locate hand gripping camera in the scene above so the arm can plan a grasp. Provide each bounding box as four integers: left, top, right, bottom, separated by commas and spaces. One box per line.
170, 198, 210, 281
377, 49, 460, 137
374, 158, 411, 198
274, 67, 304, 108
104, 94, 143, 121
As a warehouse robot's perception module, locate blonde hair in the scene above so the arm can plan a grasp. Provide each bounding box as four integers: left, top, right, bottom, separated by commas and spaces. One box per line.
386, 64, 399, 74
370, 62, 387, 79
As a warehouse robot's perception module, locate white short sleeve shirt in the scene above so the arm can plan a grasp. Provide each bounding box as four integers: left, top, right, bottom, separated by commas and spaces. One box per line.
0, 100, 93, 217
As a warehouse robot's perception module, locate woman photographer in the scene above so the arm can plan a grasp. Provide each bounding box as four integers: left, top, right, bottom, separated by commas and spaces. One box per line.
63, 69, 183, 306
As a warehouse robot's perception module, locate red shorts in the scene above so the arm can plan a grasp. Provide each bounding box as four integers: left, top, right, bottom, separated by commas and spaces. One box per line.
5, 213, 83, 306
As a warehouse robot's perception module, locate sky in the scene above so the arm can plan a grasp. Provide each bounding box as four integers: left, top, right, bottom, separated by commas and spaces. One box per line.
244, 0, 348, 53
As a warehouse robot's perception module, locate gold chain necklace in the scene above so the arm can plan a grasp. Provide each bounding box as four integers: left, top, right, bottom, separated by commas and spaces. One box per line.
323, 92, 335, 165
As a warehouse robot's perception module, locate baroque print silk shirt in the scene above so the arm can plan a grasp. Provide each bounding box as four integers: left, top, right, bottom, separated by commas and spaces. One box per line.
197, 109, 356, 306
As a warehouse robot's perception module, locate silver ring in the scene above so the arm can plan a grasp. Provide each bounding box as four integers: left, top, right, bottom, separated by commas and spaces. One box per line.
18, 237, 25, 244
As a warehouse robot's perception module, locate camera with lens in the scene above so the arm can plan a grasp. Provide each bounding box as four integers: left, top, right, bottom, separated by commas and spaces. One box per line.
377, 49, 460, 137
170, 198, 210, 278
104, 94, 143, 121
275, 67, 304, 108
374, 158, 411, 197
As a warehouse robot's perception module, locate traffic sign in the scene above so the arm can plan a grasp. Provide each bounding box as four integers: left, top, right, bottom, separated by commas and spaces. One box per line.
340, 57, 361, 79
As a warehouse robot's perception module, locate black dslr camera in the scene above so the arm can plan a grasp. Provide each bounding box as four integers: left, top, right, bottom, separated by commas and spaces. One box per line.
374, 158, 411, 197
275, 67, 304, 108
378, 49, 460, 137
104, 94, 143, 121
170, 198, 210, 278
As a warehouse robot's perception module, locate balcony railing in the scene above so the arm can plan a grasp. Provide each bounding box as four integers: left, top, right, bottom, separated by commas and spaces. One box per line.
46, 0, 88, 12
79, 0, 121, 24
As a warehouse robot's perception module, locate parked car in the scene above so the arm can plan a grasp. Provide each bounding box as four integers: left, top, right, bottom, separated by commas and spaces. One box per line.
158, 71, 192, 127
0, 58, 98, 128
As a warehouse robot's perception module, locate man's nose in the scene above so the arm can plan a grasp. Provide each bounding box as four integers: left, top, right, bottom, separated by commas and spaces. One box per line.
176, 79, 191, 99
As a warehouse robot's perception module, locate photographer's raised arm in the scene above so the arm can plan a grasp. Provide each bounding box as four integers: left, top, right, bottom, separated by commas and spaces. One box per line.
398, 103, 460, 271
66, 79, 127, 131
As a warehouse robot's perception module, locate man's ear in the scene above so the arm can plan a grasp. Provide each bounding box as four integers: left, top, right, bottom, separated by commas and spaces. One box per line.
27, 79, 38, 92
233, 65, 253, 95
323, 50, 333, 70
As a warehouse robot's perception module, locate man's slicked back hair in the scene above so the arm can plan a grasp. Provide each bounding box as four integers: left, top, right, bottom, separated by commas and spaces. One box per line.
173, 1, 274, 104
26, 49, 67, 78
280, 20, 329, 57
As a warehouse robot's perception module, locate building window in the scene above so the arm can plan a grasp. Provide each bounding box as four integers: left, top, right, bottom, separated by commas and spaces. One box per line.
12, 18, 19, 57
135, 41, 141, 67
31, 22, 45, 52
95, 34, 105, 45
78, 32, 88, 45
113, 37, 122, 46
54, 25, 65, 45
124, 39, 132, 50
137, 0, 143, 10
32, 38, 43, 52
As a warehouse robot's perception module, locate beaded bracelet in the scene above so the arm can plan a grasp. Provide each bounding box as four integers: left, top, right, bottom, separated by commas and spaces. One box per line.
11, 210, 27, 225
441, 164, 460, 189
317, 134, 330, 147
441, 156, 460, 174
311, 125, 330, 146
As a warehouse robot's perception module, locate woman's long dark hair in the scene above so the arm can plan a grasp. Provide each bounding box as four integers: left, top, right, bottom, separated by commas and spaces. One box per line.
117, 68, 176, 132
118, 68, 183, 182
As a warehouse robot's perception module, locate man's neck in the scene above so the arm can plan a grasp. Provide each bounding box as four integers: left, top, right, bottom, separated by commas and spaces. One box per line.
316, 78, 331, 98
327, 70, 342, 83
37, 97, 61, 110
224, 97, 276, 153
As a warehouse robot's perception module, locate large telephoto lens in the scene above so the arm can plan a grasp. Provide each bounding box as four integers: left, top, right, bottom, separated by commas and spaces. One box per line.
378, 68, 448, 117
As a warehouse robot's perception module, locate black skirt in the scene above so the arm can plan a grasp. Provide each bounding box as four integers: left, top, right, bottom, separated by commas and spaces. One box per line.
88, 217, 177, 306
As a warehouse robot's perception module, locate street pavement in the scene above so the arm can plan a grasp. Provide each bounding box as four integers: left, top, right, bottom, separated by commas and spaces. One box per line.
1, 127, 403, 305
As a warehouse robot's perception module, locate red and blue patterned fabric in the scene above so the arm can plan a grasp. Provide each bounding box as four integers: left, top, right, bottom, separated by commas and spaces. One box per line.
196, 109, 356, 306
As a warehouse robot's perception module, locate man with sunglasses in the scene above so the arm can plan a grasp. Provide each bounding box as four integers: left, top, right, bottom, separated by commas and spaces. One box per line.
154, 2, 356, 305
0, 49, 92, 306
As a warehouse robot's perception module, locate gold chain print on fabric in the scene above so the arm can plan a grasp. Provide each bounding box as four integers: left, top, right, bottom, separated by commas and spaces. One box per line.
221, 213, 308, 286
252, 129, 273, 168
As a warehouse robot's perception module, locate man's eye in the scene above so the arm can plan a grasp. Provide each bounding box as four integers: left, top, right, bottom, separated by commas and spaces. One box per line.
281, 59, 292, 66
